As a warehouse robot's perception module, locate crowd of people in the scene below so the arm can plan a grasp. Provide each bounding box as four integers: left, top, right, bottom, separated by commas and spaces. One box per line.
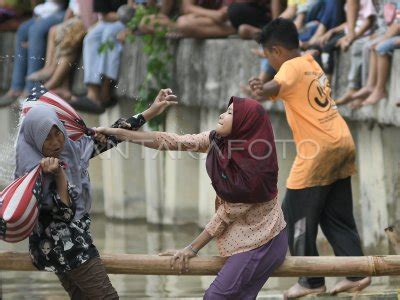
0, 0, 399, 113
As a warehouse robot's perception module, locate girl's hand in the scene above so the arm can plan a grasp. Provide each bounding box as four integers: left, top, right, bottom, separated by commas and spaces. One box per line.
95, 127, 128, 141
248, 77, 265, 98
40, 157, 62, 176
146, 89, 178, 119
159, 247, 197, 273
94, 131, 108, 144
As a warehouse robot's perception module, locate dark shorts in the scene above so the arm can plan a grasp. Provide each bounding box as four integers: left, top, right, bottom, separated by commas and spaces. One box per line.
228, 3, 270, 29
57, 257, 119, 300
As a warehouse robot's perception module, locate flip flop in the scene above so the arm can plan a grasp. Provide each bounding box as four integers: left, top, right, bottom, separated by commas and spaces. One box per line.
71, 96, 105, 114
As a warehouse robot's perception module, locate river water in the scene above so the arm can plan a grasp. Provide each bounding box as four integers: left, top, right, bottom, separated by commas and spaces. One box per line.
0, 214, 399, 299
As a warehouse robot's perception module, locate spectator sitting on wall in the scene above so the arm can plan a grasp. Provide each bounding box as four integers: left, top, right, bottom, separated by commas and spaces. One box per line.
349, 1, 400, 107
171, 0, 236, 39
329, 0, 377, 107
26, 0, 97, 101
69, 0, 127, 114
0, 0, 68, 108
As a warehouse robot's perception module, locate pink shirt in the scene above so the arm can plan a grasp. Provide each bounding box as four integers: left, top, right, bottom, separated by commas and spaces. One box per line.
153, 131, 287, 257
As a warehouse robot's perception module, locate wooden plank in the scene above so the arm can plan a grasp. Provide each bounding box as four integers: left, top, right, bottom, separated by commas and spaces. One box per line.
1, 252, 400, 276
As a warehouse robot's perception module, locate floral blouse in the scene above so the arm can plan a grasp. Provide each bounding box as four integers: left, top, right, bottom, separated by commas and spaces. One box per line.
29, 183, 98, 274
153, 131, 287, 257
29, 184, 99, 273
29, 113, 147, 274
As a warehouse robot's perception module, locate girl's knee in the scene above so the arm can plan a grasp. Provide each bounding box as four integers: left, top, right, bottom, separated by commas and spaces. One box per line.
176, 15, 201, 35
238, 24, 256, 39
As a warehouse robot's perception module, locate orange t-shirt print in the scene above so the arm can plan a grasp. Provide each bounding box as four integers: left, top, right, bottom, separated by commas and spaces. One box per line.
273, 54, 356, 189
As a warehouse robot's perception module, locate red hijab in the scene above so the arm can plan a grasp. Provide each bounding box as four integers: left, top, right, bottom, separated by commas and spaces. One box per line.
206, 97, 278, 203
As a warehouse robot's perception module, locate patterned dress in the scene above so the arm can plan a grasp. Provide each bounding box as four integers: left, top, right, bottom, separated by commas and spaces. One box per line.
29, 183, 98, 274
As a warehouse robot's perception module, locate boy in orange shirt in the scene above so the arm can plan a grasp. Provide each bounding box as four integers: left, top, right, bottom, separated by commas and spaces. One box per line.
249, 18, 371, 298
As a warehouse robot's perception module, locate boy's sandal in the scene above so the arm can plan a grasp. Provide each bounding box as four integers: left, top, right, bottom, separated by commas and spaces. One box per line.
71, 96, 105, 114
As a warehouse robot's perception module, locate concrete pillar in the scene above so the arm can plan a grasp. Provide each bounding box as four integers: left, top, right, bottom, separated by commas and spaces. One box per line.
163, 106, 200, 225
197, 108, 219, 228
380, 126, 400, 228
144, 124, 165, 224
99, 100, 146, 220
357, 123, 389, 254
269, 111, 297, 203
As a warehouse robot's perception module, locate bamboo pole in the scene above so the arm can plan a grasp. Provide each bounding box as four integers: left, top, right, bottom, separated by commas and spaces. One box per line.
1, 252, 400, 276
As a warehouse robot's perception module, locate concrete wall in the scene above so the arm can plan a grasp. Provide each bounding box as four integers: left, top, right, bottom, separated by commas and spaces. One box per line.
1, 34, 399, 254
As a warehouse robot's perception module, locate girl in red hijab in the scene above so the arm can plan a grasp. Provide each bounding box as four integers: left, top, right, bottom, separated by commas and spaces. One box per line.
96, 96, 288, 299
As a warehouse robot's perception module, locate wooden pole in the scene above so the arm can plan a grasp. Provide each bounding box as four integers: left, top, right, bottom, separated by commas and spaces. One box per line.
1, 252, 400, 276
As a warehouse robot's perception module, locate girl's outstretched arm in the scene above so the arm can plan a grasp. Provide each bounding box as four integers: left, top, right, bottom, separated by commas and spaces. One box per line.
91, 89, 178, 156
95, 128, 211, 153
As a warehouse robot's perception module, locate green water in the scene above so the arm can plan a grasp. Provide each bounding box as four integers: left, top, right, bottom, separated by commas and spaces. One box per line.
0, 215, 398, 299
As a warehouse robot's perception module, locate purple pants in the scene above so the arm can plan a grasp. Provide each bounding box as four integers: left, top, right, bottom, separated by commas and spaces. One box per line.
204, 228, 288, 300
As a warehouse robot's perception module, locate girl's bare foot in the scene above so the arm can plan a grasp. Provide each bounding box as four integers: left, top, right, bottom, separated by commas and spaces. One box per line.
336, 89, 357, 105
283, 283, 326, 299
396, 100, 400, 107
352, 86, 374, 100
362, 89, 387, 106
330, 277, 371, 295
27, 67, 55, 82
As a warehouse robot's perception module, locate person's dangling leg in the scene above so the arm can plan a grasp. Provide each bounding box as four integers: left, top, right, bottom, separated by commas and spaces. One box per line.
319, 177, 371, 294
70, 21, 107, 113
337, 38, 365, 106
0, 18, 34, 107
362, 36, 400, 105
282, 186, 330, 298
98, 21, 125, 103
352, 40, 379, 100
27, 25, 58, 82
26, 11, 65, 92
